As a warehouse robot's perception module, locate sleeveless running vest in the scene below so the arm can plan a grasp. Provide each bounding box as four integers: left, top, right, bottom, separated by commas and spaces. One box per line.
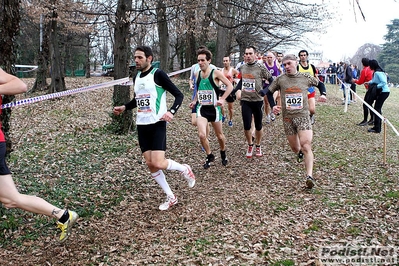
298, 63, 315, 76
265, 60, 280, 77
220, 67, 233, 91
196, 69, 220, 106
134, 68, 168, 125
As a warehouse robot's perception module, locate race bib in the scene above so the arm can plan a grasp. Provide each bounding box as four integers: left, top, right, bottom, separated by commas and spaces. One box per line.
285, 93, 303, 110
136, 93, 151, 112
198, 90, 214, 105
242, 78, 256, 92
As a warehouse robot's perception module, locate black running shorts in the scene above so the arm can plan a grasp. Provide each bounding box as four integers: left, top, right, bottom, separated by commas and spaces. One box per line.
137, 121, 167, 153
0, 142, 11, 175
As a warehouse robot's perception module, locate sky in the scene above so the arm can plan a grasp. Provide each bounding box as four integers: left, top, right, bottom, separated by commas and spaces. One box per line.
288, 0, 399, 62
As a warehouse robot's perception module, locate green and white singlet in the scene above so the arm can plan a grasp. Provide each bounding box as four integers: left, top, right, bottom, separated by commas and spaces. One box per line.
134, 68, 168, 125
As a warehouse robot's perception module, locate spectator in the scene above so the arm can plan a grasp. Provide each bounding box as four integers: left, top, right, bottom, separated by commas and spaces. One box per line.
366, 59, 390, 133
354, 58, 374, 126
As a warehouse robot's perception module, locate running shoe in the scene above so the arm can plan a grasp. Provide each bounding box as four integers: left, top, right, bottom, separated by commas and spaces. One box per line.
228, 120, 233, 127
270, 112, 276, 121
222, 116, 226, 122
182, 164, 195, 188
265, 114, 271, 124
306, 176, 315, 189
57, 210, 79, 243
221, 150, 228, 166
255, 146, 263, 157
246, 145, 254, 158
297, 150, 304, 163
310, 114, 315, 125
159, 195, 178, 211
203, 153, 215, 169
367, 119, 374, 125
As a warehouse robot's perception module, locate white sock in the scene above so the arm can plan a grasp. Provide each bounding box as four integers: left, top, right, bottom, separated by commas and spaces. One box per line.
151, 170, 173, 196
166, 159, 186, 172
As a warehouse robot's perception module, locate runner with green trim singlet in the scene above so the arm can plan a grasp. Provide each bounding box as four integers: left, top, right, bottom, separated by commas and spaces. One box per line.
190, 48, 233, 169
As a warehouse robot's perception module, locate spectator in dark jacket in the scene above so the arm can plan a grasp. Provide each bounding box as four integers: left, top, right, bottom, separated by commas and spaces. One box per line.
342, 60, 353, 104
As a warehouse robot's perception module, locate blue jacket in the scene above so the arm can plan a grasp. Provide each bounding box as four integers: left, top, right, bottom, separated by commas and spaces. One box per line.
370, 71, 389, 93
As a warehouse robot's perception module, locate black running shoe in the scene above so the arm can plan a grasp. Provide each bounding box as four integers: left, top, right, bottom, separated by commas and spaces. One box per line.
203, 153, 215, 169
306, 176, 315, 189
297, 150, 304, 163
220, 150, 228, 166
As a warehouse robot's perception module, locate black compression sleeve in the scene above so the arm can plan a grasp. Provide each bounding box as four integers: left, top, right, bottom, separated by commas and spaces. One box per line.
232, 79, 242, 95
124, 98, 137, 110
317, 81, 327, 96
154, 69, 184, 114
266, 90, 276, 108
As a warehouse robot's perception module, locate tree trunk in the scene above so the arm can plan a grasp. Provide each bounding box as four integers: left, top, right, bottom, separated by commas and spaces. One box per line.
0, 0, 20, 155
215, 0, 230, 65
156, 0, 169, 71
199, 0, 213, 43
31, 15, 49, 92
185, 9, 197, 68
85, 33, 91, 78
111, 0, 133, 134
49, 3, 66, 93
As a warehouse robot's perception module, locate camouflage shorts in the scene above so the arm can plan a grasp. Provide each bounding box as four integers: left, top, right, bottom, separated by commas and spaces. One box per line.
283, 116, 312, 136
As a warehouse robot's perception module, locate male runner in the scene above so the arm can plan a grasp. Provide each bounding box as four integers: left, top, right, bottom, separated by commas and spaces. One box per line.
114, 46, 195, 210
234, 46, 273, 158
297, 50, 327, 124
267, 54, 321, 189
220, 56, 239, 127
190, 48, 233, 169
262, 51, 281, 122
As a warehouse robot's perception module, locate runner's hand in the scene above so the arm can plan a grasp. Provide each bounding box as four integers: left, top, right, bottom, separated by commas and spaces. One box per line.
272, 105, 281, 115
216, 99, 225, 106
160, 111, 174, 122
318, 95, 327, 102
113, 106, 125, 115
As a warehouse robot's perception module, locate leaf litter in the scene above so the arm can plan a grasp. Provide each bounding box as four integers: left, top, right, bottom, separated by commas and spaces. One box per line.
0, 77, 398, 265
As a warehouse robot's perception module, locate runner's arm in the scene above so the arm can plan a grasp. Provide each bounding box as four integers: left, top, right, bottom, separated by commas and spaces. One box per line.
231, 79, 242, 95
155, 69, 184, 114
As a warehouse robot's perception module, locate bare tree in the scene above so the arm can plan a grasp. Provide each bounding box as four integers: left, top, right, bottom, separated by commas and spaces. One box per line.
0, 0, 21, 155
351, 43, 381, 69
111, 0, 133, 134
156, 0, 170, 70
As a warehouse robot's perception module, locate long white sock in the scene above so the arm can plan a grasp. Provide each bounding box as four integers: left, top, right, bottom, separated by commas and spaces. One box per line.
151, 170, 173, 196
166, 159, 186, 172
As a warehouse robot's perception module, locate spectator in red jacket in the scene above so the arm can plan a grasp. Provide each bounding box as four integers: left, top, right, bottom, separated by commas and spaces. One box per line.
353, 58, 374, 126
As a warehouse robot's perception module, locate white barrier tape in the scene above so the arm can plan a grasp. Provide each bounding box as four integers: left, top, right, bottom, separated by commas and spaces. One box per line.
2, 66, 191, 110
120, 67, 191, 87
1, 77, 130, 109
337, 78, 399, 136
167, 67, 191, 77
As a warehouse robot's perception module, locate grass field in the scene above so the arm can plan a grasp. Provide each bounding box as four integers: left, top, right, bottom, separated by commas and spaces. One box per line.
0, 77, 398, 265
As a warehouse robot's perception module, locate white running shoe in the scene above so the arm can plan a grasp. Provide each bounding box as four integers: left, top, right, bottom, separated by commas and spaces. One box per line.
246, 145, 254, 158
270, 112, 276, 121
265, 114, 271, 124
255, 146, 263, 157
182, 164, 196, 188
159, 195, 178, 210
